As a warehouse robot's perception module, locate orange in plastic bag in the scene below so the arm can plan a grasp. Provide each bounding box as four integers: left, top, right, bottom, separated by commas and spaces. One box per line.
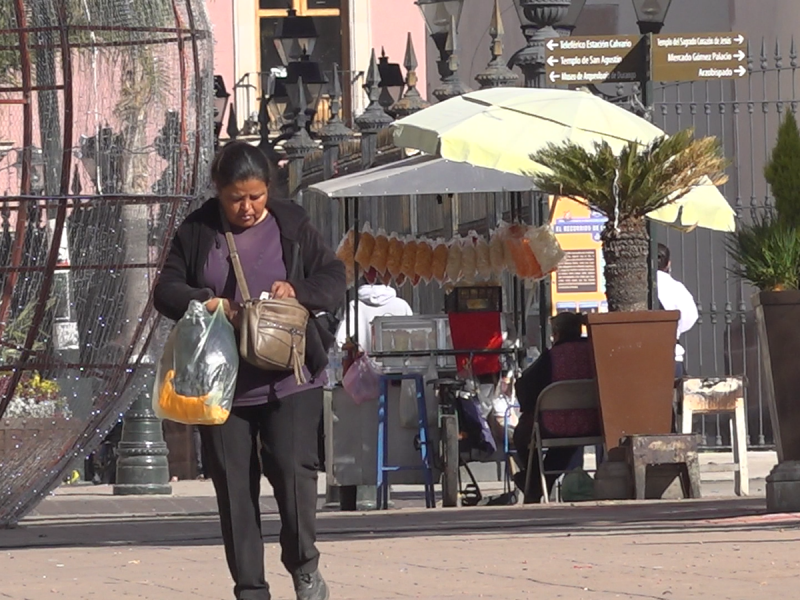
158, 370, 230, 425
354, 224, 376, 269
414, 239, 434, 282
386, 234, 405, 278
371, 230, 390, 274
400, 238, 419, 280
153, 301, 238, 426
431, 240, 449, 283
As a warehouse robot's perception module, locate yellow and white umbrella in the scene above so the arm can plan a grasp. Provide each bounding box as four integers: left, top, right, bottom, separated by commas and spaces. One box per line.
392, 87, 735, 232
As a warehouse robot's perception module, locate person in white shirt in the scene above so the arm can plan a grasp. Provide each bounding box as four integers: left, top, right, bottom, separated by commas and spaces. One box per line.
657, 243, 699, 378
335, 272, 413, 353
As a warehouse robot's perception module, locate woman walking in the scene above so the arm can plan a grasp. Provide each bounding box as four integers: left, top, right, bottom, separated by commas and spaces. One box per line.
154, 141, 345, 600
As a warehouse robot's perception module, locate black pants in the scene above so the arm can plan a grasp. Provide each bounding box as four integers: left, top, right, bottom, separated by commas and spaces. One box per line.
200, 387, 323, 600
513, 412, 584, 502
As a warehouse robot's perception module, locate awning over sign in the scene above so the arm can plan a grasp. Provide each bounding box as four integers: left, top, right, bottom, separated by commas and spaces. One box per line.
307, 154, 536, 198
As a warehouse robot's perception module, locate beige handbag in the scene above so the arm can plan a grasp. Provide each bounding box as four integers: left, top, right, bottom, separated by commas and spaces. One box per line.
222, 218, 309, 384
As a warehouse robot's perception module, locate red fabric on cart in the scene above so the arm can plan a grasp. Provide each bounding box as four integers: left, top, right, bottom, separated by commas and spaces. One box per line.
447, 312, 503, 376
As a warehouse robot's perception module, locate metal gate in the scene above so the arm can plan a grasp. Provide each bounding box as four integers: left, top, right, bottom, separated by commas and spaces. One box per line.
653, 37, 799, 449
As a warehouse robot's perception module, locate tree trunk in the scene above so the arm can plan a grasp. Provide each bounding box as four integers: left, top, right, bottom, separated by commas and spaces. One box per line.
601, 217, 650, 312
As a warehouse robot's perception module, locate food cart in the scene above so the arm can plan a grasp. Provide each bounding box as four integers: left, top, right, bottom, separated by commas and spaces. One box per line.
307, 154, 560, 507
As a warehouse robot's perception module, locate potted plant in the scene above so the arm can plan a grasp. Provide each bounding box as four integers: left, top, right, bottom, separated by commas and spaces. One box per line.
727, 111, 800, 466
531, 129, 729, 451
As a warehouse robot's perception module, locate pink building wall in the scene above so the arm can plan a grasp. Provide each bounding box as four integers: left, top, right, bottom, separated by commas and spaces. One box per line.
370, 1, 428, 101
206, 0, 236, 97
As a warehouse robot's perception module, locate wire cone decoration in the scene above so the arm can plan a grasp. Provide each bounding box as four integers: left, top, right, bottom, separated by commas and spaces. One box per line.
0, 0, 214, 525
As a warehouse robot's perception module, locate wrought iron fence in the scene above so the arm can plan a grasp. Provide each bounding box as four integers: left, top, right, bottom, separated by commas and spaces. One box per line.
650, 36, 799, 449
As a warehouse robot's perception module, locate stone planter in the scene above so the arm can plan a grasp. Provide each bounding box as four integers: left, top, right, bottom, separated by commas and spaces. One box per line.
754, 291, 800, 462
587, 310, 680, 452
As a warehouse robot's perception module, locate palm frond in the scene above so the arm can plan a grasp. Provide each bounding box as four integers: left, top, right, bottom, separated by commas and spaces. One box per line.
530, 128, 729, 226
726, 216, 800, 291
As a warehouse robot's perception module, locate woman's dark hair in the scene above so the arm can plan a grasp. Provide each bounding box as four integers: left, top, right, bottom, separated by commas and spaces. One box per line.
210, 140, 271, 189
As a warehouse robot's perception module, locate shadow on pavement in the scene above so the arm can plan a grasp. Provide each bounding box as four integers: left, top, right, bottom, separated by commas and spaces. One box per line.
3, 497, 798, 550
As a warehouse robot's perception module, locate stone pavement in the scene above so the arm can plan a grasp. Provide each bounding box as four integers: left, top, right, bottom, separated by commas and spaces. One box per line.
3, 497, 800, 599
1, 451, 797, 600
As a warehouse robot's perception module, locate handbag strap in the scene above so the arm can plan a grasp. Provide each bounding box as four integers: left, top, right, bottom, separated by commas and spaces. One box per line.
219, 210, 252, 302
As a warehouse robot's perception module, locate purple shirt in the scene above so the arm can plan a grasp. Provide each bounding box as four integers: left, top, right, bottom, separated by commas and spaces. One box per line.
203, 213, 323, 406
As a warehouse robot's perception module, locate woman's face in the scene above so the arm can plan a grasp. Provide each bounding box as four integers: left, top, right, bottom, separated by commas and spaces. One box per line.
218, 177, 268, 228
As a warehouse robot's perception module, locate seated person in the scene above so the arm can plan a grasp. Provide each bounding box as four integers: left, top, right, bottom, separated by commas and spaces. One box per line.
512, 311, 596, 502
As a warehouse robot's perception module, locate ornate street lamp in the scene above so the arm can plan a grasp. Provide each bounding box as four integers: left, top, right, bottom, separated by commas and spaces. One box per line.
415, 0, 464, 47
632, 0, 672, 34
273, 8, 318, 65
377, 49, 405, 112
213, 75, 230, 147
416, 0, 470, 101
511, 0, 573, 88
285, 52, 328, 118
555, 0, 587, 36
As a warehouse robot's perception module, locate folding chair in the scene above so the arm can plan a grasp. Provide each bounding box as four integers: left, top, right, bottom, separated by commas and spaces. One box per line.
525, 379, 603, 504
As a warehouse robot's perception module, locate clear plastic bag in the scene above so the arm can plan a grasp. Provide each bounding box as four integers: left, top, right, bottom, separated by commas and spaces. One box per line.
399, 362, 439, 429
154, 300, 239, 425
342, 353, 382, 405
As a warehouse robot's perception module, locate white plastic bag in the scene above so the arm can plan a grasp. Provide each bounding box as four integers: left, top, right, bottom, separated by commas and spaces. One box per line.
342, 353, 382, 405
154, 300, 238, 425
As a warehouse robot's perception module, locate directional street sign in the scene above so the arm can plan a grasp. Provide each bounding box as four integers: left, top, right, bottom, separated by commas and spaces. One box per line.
545, 35, 645, 86
652, 32, 748, 81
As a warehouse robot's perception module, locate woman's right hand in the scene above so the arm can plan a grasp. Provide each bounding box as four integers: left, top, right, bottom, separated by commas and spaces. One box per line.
206, 298, 241, 328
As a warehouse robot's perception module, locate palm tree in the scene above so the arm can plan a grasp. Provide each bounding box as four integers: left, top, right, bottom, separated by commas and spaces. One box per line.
530, 129, 728, 312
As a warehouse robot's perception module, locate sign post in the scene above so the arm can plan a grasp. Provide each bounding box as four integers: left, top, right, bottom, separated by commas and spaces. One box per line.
544, 35, 645, 86
652, 33, 748, 81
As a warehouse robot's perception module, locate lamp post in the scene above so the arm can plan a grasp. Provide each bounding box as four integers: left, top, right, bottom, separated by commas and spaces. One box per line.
475, 0, 520, 89
554, 0, 587, 36
631, 0, 672, 311
213, 75, 230, 149
273, 7, 318, 66
511, 0, 572, 88
633, 0, 672, 35
416, 0, 470, 101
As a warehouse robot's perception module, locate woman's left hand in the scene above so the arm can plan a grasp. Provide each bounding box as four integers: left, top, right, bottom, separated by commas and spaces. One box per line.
271, 281, 296, 300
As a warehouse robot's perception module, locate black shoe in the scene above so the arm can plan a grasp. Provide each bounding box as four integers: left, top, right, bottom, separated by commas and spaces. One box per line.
293, 569, 329, 600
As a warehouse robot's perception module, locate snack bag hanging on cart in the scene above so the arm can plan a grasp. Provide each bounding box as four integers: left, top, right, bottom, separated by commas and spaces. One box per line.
525, 225, 565, 278
354, 223, 376, 270
336, 229, 356, 286
153, 300, 239, 425
386, 233, 405, 280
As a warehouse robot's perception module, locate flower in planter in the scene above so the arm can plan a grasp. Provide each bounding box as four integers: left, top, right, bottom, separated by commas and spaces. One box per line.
3, 372, 72, 419
530, 129, 728, 312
